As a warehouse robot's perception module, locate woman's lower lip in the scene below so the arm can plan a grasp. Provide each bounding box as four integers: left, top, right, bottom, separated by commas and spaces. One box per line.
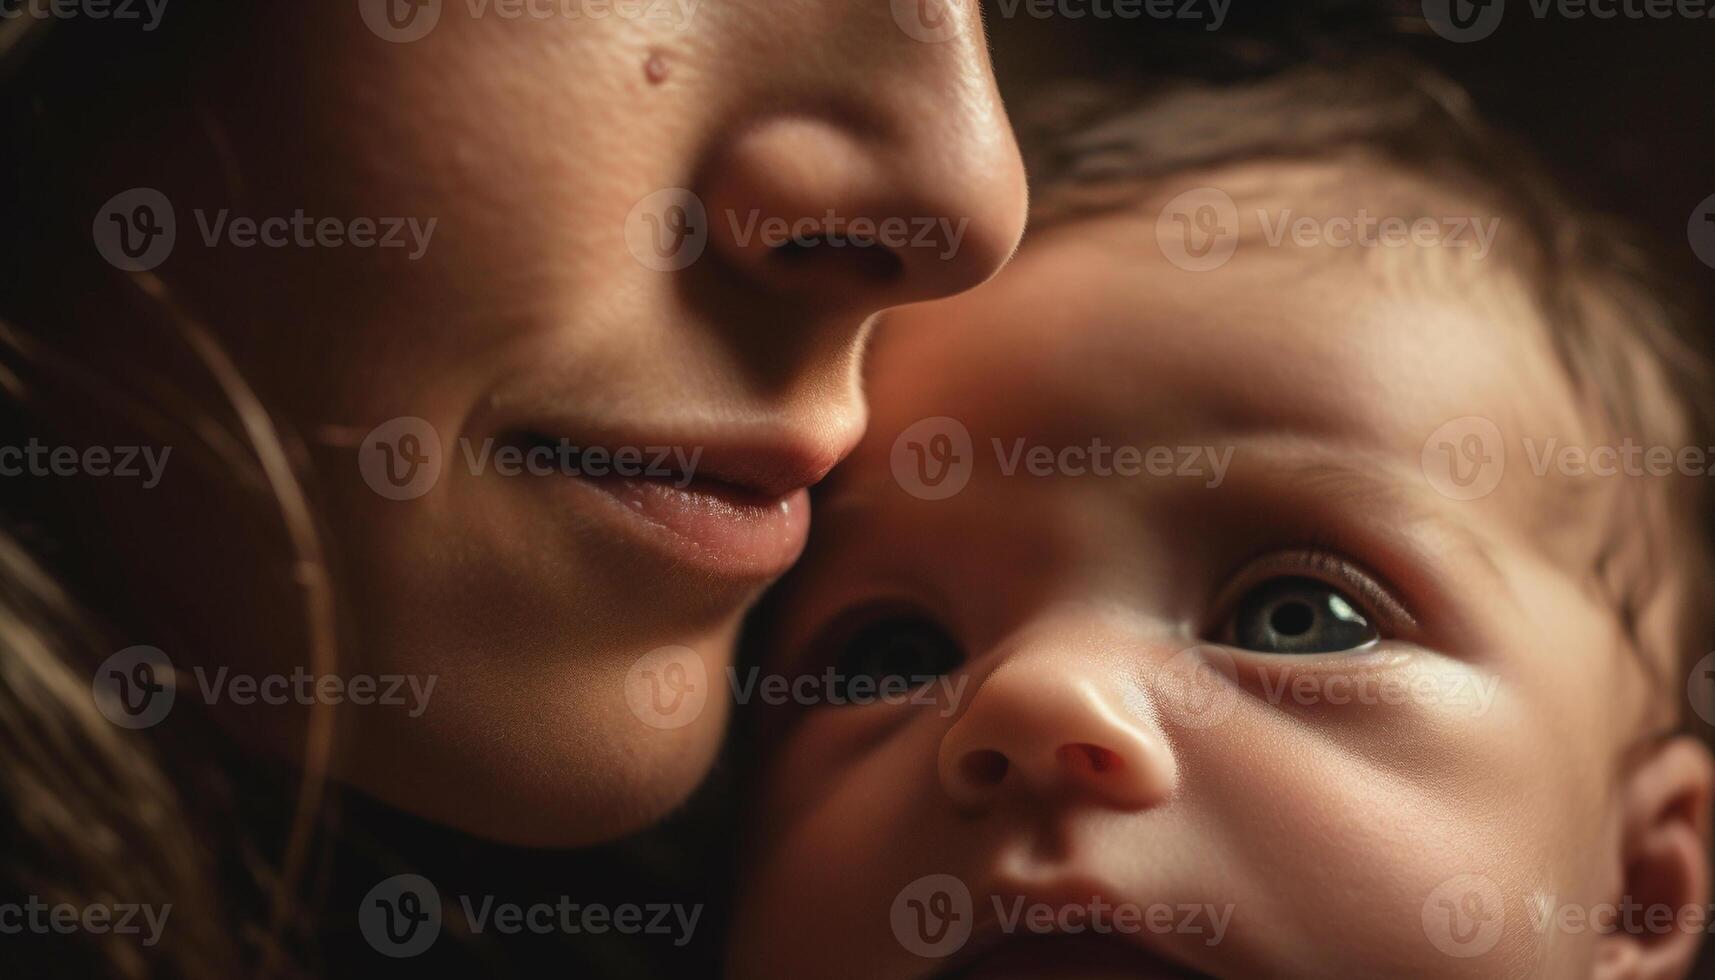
569, 471, 810, 578
947, 934, 1208, 980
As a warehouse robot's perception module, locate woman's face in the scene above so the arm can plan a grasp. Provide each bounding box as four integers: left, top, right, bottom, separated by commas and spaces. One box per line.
90, 2, 1026, 844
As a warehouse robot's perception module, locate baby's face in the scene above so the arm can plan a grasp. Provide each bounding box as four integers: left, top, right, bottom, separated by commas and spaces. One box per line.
730, 169, 1694, 977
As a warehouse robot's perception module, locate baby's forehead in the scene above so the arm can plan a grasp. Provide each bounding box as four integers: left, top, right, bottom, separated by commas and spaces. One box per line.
875, 158, 1590, 455
866, 156, 1615, 584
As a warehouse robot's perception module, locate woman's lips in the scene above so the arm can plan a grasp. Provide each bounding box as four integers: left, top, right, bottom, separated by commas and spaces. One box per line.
572, 468, 811, 578
500, 429, 829, 579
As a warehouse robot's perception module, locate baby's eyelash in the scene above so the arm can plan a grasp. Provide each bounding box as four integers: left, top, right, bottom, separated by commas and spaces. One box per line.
1210, 545, 1418, 640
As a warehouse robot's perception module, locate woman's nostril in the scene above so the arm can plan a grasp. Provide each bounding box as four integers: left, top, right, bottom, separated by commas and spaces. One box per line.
960, 749, 1009, 787
766, 236, 905, 283
1058, 743, 1122, 775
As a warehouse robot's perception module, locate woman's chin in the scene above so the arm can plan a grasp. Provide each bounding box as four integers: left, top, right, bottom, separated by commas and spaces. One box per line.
324, 679, 732, 848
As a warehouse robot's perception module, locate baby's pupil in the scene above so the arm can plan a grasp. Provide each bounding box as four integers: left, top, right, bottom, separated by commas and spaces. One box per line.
1269, 600, 1317, 637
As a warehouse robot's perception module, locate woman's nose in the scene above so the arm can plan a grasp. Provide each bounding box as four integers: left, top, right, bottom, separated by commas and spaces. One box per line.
698, 2, 1028, 316
938, 647, 1179, 813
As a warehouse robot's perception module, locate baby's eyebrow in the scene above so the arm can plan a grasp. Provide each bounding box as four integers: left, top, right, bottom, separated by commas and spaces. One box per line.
1268, 456, 1511, 587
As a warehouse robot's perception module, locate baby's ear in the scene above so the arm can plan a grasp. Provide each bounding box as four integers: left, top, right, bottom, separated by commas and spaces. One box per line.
1594, 735, 1714, 980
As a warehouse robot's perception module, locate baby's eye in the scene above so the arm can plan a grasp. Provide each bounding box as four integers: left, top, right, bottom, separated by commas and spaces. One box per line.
1225, 575, 1380, 654
825, 610, 964, 702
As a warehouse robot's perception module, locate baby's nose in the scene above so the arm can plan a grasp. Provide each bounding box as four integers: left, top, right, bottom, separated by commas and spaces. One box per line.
937, 644, 1178, 813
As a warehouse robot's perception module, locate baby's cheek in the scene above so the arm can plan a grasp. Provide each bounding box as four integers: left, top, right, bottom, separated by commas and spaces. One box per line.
1186, 663, 1604, 977
732, 719, 960, 980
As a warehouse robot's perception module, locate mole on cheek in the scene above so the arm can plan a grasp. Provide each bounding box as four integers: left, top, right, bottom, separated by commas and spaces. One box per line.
645, 51, 670, 85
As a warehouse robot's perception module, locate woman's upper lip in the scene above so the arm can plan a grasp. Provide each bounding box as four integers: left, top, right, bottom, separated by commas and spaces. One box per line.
683, 435, 846, 498
482, 412, 856, 499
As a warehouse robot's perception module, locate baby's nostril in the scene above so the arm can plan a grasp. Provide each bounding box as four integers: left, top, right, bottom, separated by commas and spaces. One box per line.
1058, 743, 1121, 775
960, 749, 1008, 787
